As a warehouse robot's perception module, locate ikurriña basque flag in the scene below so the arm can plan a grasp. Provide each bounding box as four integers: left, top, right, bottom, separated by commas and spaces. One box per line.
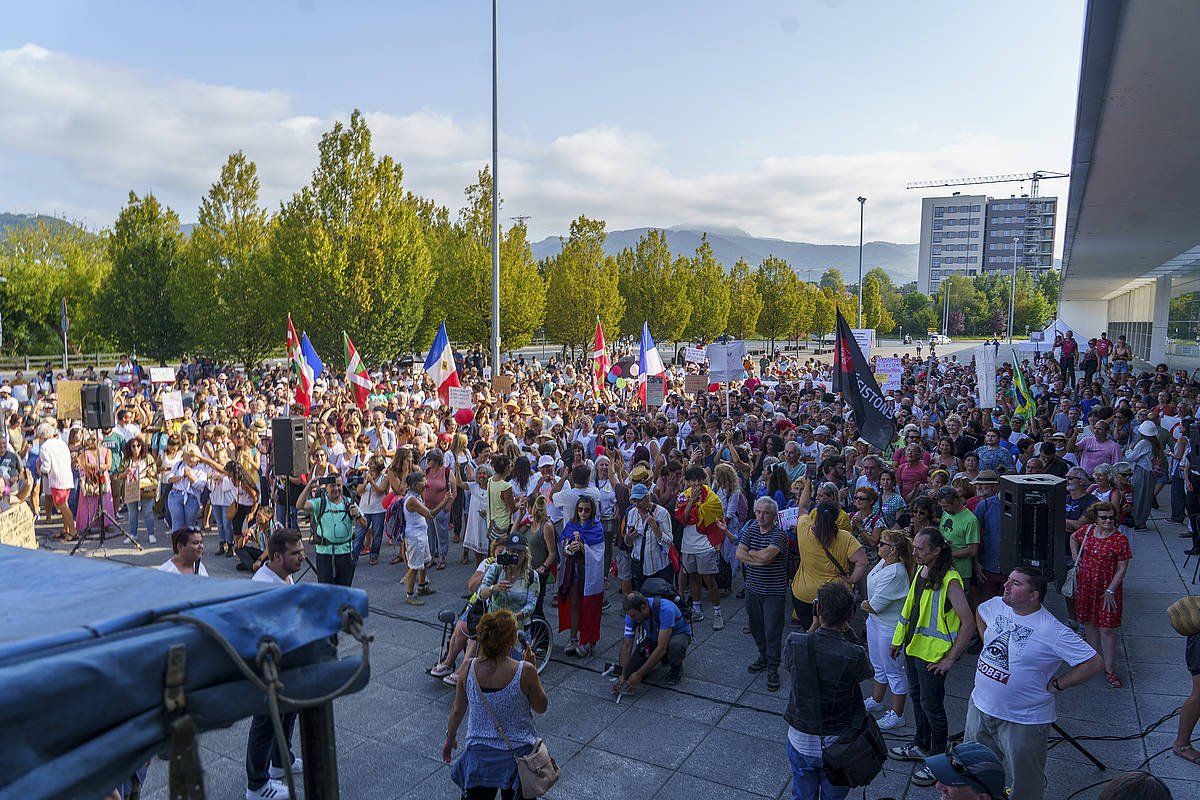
423, 321, 461, 405
833, 310, 895, 451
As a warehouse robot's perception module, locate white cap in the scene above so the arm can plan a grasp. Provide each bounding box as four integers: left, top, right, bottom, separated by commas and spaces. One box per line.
537, 454, 555, 468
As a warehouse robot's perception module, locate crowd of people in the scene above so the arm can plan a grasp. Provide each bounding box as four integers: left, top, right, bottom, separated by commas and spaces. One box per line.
17, 330, 1198, 799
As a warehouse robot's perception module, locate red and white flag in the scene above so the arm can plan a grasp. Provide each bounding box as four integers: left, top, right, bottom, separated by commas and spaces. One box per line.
591, 319, 610, 394
423, 321, 460, 405
286, 313, 313, 415
343, 331, 371, 410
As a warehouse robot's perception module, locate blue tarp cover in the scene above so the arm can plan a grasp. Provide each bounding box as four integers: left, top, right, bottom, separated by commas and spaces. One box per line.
0, 545, 370, 800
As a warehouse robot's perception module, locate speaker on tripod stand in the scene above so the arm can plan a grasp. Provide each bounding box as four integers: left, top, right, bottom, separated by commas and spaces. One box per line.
999, 473, 1067, 585
82, 384, 115, 430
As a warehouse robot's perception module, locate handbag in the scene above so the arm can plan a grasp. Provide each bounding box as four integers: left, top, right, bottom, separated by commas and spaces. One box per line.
1168, 596, 1200, 636
1062, 526, 1092, 599
473, 660, 561, 797
803, 635, 886, 787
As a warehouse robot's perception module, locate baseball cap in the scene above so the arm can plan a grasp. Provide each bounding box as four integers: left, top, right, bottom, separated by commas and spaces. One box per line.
537, 455, 555, 469
814, 425, 830, 435
924, 743, 1006, 798
630, 483, 650, 500
505, 532, 527, 551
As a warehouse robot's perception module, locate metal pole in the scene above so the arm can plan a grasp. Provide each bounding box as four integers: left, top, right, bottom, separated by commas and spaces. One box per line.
856, 196, 866, 327
490, 0, 501, 375
299, 701, 340, 800
1009, 236, 1019, 343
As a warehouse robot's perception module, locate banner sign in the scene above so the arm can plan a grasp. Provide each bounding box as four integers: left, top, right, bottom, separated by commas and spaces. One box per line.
448, 386, 473, 409
851, 328, 875, 358
874, 357, 903, 391
683, 374, 710, 393
644, 374, 666, 407
162, 391, 185, 420
706, 340, 746, 383
149, 367, 176, 384
684, 347, 706, 364
975, 346, 997, 408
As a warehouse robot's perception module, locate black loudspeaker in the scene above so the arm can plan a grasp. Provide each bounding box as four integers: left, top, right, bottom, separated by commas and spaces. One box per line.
999, 474, 1067, 585
271, 416, 308, 476
82, 384, 115, 429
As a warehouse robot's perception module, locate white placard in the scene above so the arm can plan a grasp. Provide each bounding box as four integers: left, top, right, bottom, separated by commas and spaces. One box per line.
706, 340, 746, 383
448, 386, 474, 409
684, 346, 706, 364
777, 506, 799, 530
644, 374, 666, 407
851, 328, 874, 359
874, 357, 903, 391
162, 391, 185, 420
813, 380, 833, 395
149, 367, 175, 383
975, 346, 997, 408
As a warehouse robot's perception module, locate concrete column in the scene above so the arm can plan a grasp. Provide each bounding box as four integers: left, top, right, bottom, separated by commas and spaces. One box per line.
1149, 275, 1172, 364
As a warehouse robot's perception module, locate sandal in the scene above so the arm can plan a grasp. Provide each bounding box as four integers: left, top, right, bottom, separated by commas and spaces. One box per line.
389, 553, 404, 564
369, 556, 378, 566
436, 558, 447, 571
1173, 745, 1200, 764
1106, 670, 1123, 688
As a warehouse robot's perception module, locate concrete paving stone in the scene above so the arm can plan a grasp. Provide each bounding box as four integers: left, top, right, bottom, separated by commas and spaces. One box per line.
536, 686, 633, 743
738, 689, 789, 715
1132, 691, 1188, 730
393, 767, 458, 800
1044, 719, 1150, 770
654, 771, 774, 800
558, 662, 630, 700
1056, 683, 1140, 725
590, 705, 712, 770
337, 736, 444, 800
682, 650, 761, 690
1142, 731, 1200, 781
716, 704, 789, 742
1129, 661, 1196, 694
381, 697, 464, 758
545, 746, 672, 800
141, 754, 248, 800
679, 728, 791, 797
630, 682, 734, 726
1124, 634, 1191, 665
1045, 755, 1112, 797
334, 685, 438, 738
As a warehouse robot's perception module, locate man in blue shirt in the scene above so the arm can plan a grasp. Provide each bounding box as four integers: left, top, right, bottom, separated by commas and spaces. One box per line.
972, 471, 1003, 604
613, 591, 692, 692
974, 430, 1016, 474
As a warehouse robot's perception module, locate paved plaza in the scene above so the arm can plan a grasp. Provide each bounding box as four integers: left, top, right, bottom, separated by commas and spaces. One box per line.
41, 504, 1200, 800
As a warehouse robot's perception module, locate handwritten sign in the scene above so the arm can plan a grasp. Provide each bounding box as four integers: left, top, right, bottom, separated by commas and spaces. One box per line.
491, 374, 513, 395
448, 386, 473, 409
162, 391, 185, 420
684, 347, 706, 364
0, 504, 35, 549
975, 346, 996, 408
683, 374, 710, 393
149, 367, 176, 383
644, 374, 666, 407
875, 357, 903, 391
777, 506, 800, 530
57, 380, 83, 421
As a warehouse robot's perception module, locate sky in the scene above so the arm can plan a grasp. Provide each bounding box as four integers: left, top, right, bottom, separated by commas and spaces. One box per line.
1, 1, 1087, 250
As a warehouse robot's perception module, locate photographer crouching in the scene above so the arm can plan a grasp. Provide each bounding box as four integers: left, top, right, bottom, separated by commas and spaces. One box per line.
296, 472, 367, 587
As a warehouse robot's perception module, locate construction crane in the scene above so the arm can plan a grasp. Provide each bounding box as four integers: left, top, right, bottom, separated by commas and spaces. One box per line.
905, 170, 1069, 198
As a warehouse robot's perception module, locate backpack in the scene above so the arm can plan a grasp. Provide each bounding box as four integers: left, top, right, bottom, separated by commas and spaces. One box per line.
383, 494, 407, 541
640, 577, 693, 624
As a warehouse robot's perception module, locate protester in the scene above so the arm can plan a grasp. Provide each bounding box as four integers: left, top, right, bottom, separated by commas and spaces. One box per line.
614, 589, 692, 692
558, 494, 604, 657
736, 496, 789, 691
791, 500, 868, 630
923, 742, 1008, 799
1070, 501, 1132, 687
862, 529, 912, 729
158, 528, 208, 576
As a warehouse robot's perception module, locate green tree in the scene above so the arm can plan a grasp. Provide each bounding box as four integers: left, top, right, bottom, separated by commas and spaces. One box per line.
429, 168, 545, 350
892, 292, 938, 338
810, 288, 835, 340
171, 152, 277, 366
725, 257, 762, 340
270, 110, 432, 360
619, 228, 691, 341
543, 216, 623, 350
0, 221, 111, 354
789, 281, 818, 340
97, 192, 186, 361
819, 268, 845, 294
862, 273, 885, 332
755, 256, 802, 351
682, 236, 730, 341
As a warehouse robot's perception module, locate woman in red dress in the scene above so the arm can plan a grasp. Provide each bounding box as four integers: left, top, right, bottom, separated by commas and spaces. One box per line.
1070, 501, 1132, 687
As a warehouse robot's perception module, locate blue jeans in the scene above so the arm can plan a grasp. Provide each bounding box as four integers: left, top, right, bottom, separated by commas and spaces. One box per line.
127, 497, 156, 542
352, 512, 386, 563
276, 503, 299, 530
430, 509, 451, 559
213, 504, 234, 545
787, 742, 847, 800
167, 491, 200, 530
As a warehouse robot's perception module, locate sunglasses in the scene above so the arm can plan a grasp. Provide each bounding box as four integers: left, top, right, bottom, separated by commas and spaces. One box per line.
1096, 514, 1115, 520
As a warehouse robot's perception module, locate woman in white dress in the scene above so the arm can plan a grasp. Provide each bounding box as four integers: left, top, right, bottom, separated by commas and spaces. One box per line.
404, 471, 453, 605
463, 464, 493, 565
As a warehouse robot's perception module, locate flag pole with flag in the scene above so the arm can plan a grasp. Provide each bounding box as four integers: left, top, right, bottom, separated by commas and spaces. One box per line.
286, 314, 313, 415
637, 322, 665, 405
300, 332, 324, 382
591, 318, 610, 395
1011, 349, 1035, 419
833, 310, 895, 451
423, 321, 461, 406
344, 332, 371, 410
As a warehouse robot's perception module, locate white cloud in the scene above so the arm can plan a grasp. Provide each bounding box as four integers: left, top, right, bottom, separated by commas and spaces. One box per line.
0, 44, 1067, 252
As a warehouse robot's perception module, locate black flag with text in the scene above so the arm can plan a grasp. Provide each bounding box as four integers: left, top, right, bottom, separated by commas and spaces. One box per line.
833, 311, 896, 452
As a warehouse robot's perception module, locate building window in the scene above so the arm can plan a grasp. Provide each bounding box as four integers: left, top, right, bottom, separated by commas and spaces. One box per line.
932, 258, 941, 266
934, 207, 944, 216
972, 204, 982, 212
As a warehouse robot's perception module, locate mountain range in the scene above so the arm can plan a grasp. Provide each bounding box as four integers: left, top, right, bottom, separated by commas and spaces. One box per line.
530, 225, 920, 284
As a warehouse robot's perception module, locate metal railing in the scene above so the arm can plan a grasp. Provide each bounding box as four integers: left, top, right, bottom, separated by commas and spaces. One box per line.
0, 353, 124, 373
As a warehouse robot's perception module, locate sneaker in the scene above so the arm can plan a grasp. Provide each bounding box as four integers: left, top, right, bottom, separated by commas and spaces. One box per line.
417, 584, 436, 596
246, 782, 290, 799
864, 696, 885, 712
430, 663, 454, 678
268, 757, 303, 779
575, 643, 592, 658
564, 641, 578, 656
691, 608, 705, 622
665, 666, 683, 684
405, 595, 425, 606
910, 765, 936, 787
148, 534, 157, 544
766, 670, 781, 692
889, 744, 927, 762
747, 658, 768, 673
877, 710, 904, 730
712, 612, 725, 631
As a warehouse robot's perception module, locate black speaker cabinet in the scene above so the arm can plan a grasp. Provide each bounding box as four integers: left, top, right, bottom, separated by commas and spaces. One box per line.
999, 473, 1067, 584
82, 383, 115, 429
271, 416, 309, 476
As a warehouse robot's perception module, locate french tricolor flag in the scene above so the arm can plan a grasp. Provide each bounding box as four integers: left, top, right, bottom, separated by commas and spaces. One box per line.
423, 321, 461, 405
638, 322, 665, 404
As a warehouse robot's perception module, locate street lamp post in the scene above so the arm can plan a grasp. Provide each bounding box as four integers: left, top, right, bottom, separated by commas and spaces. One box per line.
490, 0, 501, 375
1008, 236, 1020, 343
856, 196, 866, 328
942, 282, 951, 337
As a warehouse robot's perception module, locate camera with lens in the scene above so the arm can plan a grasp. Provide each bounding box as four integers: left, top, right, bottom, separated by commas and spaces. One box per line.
344, 470, 364, 489
318, 475, 338, 487
496, 551, 521, 566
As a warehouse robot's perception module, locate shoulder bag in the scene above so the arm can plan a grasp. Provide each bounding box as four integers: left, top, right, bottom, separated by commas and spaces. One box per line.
803, 635, 886, 787
473, 660, 561, 797
1062, 526, 1091, 598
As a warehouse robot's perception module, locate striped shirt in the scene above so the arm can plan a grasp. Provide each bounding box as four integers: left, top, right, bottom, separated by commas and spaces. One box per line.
738, 520, 789, 596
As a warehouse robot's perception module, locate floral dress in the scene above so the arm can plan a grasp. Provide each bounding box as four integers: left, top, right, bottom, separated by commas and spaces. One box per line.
1072, 524, 1132, 628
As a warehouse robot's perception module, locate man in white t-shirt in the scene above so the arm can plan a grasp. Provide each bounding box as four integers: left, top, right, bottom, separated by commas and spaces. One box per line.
246, 528, 304, 799
967, 567, 1103, 800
